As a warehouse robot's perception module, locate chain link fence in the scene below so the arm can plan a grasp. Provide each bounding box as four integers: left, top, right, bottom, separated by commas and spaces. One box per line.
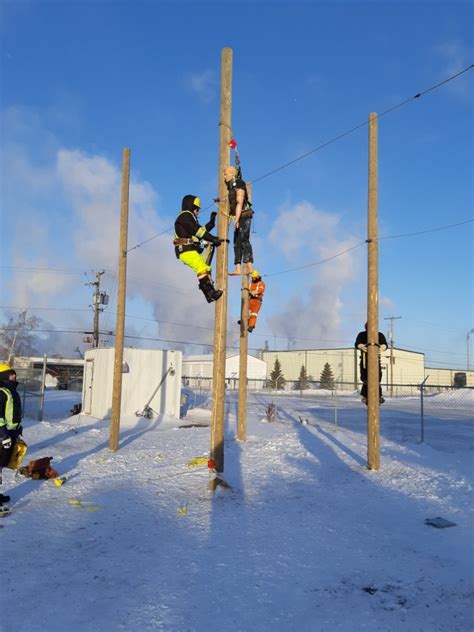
182, 376, 473, 450
13, 366, 45, 421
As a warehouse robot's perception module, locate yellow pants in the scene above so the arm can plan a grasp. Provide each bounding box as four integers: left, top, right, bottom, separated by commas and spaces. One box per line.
179, 251, 211, 277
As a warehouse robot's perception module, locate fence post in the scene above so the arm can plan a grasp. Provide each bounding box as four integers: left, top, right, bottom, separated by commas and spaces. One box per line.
333, 375, 341, 431
38, 354, 47, 421
420, 375, 429, 443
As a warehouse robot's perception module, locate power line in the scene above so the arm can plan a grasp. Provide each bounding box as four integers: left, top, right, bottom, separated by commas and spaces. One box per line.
264, 242, 365, 278
264, 217, 472, 278
127, 228, 172, 253
377, 218, 473, 241
0, 266, 91, 275
126, 64, 474, 252
0, 306, 91, 313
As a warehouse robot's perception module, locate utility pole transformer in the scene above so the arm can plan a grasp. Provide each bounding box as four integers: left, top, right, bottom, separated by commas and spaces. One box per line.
88, 270, 108, 348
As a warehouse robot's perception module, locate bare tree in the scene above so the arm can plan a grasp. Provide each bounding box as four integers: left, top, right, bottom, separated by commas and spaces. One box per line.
0, 311, 40, 363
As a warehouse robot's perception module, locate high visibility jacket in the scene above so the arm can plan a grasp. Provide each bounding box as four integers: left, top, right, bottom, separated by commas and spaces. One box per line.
0, 384, 22, 438
249, 279, 265, 301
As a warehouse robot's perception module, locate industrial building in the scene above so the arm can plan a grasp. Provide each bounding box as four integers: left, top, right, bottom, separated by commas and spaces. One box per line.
182, 353, 267, 389
262, 348, 473, 390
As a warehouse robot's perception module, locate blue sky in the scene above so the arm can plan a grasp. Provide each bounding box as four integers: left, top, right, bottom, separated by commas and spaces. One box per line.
0, 0, 472, 370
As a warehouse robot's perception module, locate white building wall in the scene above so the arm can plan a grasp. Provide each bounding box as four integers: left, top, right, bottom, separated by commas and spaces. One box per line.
263, 349, 359, 384
225, 355, 267, 380
82, 348, 182, 419
182, 354, 267, 380
263, 347, 426, 387
424, 367, 474, 387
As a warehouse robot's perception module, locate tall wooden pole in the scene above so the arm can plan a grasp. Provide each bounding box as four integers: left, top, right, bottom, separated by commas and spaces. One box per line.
367, 113, 380, 471
210, 48, 232, 479
237, 182, 252, 442
109, 148, 131, 452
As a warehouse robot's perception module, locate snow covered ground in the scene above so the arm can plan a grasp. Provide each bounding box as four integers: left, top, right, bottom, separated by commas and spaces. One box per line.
1, 389, 473, 632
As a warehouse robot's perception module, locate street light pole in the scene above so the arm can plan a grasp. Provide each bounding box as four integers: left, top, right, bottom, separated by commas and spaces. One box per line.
384, 315, 401, 397
467, 329, 474, 371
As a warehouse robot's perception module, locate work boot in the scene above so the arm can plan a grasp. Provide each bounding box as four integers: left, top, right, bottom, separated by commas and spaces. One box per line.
0, 493, 11, 506
199, 277, 222, 303
248, 326, 254, 333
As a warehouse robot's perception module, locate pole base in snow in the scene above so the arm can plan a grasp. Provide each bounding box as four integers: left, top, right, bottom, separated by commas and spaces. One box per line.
208, 474, 232, 492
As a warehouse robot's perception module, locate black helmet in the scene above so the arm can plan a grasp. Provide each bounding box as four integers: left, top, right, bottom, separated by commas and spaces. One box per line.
182, 195, 201, 212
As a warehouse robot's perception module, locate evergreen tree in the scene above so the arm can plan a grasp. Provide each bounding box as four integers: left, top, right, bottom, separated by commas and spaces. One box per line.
270, 357, 286, 390
294, 364, 309, 390
319, 362, 335, 390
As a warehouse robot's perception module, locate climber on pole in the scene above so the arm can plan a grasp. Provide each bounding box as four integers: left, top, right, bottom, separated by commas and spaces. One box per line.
247, 270, 265, 333
354, 322, 388, 404
225, 139, 254, 276
174, 195, 225, 303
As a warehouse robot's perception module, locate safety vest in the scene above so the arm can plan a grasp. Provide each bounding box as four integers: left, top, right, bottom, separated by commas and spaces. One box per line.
0, 387, 20, 430
249, 280, 265, 300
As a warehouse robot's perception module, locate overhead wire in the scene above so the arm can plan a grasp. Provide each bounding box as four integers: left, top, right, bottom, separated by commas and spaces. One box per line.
125, 64, 474, 252
3, 66, 472, 366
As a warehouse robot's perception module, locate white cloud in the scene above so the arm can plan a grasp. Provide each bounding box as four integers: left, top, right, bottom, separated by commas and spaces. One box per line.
2, 111, 221, 354
433, 40, 473, 98
189, 70, 217, 104
266, 201, 361, 345
380, 296, 395, 310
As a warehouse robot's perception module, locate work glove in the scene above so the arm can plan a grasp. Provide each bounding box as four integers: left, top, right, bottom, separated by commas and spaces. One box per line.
379, 344, 387, 352
207, 211, 217, 230
211, 236, 229, 246
357, 343, 368, 353
1, 437, 12, 450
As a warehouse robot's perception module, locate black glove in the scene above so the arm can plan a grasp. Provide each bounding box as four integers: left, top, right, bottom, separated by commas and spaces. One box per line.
210, 211, 217, 223
211, 236, 229, 246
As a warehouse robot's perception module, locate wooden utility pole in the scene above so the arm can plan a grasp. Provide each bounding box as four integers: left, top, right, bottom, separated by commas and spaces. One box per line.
109, 148, 131, 452
237, 182, 252, 442
91, 270, 105, 348
384, 315, 401, 396
210, 48, 232, 485
366, 113, 380, 471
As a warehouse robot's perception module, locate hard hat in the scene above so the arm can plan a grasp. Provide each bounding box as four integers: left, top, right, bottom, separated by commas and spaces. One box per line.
182, 195, 201, 212
0, 363, 14, 380
251, 270, 260, 278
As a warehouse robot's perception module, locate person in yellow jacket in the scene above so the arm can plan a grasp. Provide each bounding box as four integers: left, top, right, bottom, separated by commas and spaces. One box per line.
247, 270, 265, 333
0, 363, 23, 513
174, 195, 225, 303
